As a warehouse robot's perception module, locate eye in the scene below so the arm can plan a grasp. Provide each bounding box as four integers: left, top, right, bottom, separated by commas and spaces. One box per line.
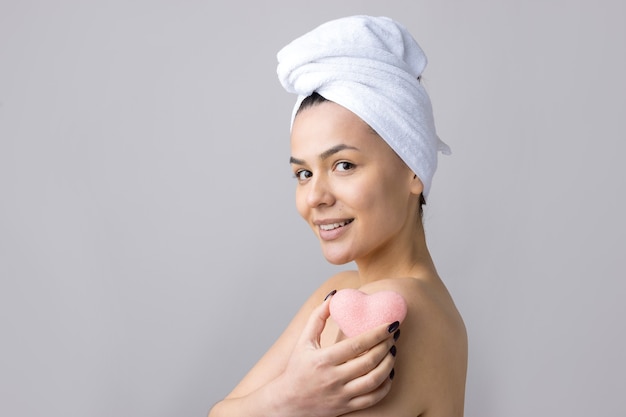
294, 169, 313, 181
335, 161, 355, 172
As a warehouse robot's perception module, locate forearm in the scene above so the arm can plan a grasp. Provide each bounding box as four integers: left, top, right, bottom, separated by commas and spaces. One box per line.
208, 396, 267, 417
208, 293, 399, 417
208, 377, 290, 417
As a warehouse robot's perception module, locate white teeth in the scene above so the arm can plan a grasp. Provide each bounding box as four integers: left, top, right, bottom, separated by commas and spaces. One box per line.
319, 220, 352, 231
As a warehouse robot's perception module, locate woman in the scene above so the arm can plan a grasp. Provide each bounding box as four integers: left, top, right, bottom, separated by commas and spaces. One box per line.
208, 15, 467, 417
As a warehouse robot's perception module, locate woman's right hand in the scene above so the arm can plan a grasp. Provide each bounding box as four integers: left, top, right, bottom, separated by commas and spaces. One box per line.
269, 291, 399, 417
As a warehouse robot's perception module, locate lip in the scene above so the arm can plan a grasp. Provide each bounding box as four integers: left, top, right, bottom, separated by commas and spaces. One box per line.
314, 218, 354, 241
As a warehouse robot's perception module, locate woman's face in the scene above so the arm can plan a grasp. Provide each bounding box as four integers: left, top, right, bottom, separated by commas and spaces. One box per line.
290, 100, 422, 265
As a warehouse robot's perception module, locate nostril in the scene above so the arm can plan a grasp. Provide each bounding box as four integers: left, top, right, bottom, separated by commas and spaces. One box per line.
306, 180, 334, 207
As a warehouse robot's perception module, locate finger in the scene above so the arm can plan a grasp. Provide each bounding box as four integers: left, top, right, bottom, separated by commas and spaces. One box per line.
296, 291, 334, 349
345, 372, 394, 412
338, 336, 395, 379
343, 346, 396, 397
324, 321, 399, 365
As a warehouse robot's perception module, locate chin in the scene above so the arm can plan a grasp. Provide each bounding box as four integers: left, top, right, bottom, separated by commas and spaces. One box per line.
321, 246, 355, 265
324, 257, 352, 266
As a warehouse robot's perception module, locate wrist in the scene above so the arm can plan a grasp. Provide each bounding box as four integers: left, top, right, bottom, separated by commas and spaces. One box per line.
259, 373, 298, 417
213, 377, 296, 417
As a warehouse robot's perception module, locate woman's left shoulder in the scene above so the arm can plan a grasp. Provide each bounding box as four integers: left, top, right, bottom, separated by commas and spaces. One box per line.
357, 276, 468, 415
358, 276, 463, 325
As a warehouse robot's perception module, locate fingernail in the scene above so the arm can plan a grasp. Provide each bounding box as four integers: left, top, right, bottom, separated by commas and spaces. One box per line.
393, 329, 401, 341
387, 321, 400, 333
389, 368, 395, 380
390, 345, 396, 357
323, 289, 337, 301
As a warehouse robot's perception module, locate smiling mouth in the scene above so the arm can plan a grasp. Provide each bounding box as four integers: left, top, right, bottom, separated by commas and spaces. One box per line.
319, 219, 354, 231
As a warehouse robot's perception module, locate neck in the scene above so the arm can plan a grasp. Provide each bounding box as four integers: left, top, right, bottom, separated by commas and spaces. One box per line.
354, 218, 437, 284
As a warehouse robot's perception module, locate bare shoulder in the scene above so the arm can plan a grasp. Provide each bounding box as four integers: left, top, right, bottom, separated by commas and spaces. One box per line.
358, 277, 466, 341
359, 277, 465, 331
357, 277, 468, 417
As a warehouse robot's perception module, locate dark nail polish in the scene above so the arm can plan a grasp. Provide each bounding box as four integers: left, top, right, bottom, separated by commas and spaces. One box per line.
390, 345, 396, 357
387, 321, 400, 333
393, 329, 401, 341
389, 368, 395, 380
324, 289, 337, 301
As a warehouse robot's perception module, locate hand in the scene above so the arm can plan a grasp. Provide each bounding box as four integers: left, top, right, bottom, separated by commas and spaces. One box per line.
272, 292, 399, 417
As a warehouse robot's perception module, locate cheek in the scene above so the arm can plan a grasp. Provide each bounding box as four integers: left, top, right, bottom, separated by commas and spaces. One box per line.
339, 181, 386, 221
294, 188, 309, 219
345, 187, 372, 211
359, 180, 409, 220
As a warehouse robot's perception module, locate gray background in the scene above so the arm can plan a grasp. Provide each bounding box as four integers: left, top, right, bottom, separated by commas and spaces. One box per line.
1, 1, 624, 416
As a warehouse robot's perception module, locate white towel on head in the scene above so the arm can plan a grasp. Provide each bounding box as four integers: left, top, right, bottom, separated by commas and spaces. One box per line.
276, 15, 450, 197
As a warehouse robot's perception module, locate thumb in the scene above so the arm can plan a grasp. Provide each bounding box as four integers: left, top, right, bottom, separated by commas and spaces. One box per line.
297, 290, 335, 349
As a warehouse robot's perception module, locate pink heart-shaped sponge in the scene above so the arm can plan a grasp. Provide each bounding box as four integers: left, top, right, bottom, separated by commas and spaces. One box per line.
329, 288, 407, 337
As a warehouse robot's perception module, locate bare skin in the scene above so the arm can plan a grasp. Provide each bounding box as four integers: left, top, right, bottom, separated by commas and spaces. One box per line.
208, 101, 467, 417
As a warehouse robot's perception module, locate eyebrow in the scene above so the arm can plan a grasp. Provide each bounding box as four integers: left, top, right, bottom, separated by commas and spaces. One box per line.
289, 144, 359, 165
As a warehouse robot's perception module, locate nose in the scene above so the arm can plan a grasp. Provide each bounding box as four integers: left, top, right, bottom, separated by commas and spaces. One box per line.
306, 174, 335, 208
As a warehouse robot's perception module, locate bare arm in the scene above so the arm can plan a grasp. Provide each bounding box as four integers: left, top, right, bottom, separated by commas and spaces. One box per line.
208, 275, 467, 417
208, 287, 399, 417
